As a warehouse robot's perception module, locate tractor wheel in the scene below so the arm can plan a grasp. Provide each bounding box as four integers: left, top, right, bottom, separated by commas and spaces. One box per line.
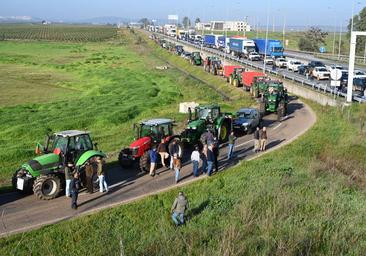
259, 100, 266, 117
139, 151, 150, 173
277, 102, 286, 121
233, 79, 239, 87
12, 169, 33, 194
218, 120, 231, 143
229, 76, 233, 85
33, 175, 61, 200
118, 150, 133, 167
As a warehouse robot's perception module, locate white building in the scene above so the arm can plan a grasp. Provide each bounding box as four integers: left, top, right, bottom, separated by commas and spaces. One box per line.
196, 21, 251, 32
195, 22, 212, 31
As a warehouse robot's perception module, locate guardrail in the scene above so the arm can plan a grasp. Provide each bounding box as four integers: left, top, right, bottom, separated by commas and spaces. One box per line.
154, 33, 366, 103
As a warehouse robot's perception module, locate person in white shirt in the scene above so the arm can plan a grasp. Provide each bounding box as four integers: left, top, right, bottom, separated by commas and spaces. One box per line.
191, 146, 201, 177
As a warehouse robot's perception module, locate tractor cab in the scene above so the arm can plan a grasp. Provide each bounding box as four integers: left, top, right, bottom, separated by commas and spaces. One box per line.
190, 52, 202, 65
136, 119, 174, 143
39, 130, 95, 164
194, 105, 221, 123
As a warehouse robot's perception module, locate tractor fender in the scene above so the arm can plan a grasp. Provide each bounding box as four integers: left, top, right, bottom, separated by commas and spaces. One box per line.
76, 150, 106, 167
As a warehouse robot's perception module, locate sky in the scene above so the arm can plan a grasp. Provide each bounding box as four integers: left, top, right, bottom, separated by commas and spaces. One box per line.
0, 0, 365, 27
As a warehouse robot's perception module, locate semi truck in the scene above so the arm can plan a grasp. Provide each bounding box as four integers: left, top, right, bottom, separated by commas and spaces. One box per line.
254, 39, 284, 58
204, 34, 222, 48
218, 36, 230, 52
228, 38, 257, 58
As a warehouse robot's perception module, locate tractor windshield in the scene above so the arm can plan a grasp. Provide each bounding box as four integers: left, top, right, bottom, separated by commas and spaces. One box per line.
75, 134, 93, 151
197, 108, 211, 119
140, 124, 171, 140
51, 136, 69, 153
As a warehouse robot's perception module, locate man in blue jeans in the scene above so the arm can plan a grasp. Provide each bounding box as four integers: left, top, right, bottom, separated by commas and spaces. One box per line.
190, 146, 200, 177
207, 144, 215, 176
227, 131, 236, 160
171, 192, 189, 226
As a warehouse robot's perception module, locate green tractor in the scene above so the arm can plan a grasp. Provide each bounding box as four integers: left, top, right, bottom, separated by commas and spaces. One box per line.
258, 82, 289, 121
180, 104, 232, 146
229, 67, 246, 87
12, 130, 106, 200
250, 77, 271, 98
190, 52, 203, 66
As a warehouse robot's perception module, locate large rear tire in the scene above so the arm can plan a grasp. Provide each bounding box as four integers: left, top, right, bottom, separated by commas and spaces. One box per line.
218, 120, 231, 143
33, 175, 61, 200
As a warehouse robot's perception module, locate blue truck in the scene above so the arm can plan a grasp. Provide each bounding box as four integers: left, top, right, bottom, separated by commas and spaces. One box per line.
218, 36, 229, 51
253, 39, 284, 57
228, 38, 257, 58
204, 34, 222, 48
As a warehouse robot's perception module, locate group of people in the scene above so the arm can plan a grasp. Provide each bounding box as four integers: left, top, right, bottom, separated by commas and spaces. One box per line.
64, 156, 108, 210
253, 126, 268, 153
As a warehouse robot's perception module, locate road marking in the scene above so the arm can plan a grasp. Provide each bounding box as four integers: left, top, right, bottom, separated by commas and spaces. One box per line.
273, 123, 282, 130
235, 139, 254, 148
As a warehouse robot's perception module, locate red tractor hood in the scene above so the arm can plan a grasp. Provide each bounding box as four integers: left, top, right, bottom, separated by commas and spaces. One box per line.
130, 136, 151, 148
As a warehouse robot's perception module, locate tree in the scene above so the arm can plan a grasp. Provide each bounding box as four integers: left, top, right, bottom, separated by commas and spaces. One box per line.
139, 18, 150, 28
195, 18, 201, 24
298, 27, 328, 52
348, 7, 366, 55
182, 17, 191, 29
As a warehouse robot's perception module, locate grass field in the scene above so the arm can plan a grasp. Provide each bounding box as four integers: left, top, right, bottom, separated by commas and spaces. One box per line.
0, 24, 118, 42
1, 101, 366, 255
0, 28, 253, 190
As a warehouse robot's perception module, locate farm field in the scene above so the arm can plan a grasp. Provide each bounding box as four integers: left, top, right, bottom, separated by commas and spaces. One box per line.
0, 27, 253, 190
0, 24, 118, 41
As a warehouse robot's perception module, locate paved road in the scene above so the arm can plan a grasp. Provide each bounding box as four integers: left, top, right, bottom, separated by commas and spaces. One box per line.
0, 99, 316, 238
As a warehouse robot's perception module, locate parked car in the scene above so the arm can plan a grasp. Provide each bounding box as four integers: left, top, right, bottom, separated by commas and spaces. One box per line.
312, 67, 330, 80
248, 52, 261, 61
274, 57, 287, 68
326, 64, 345, 72
287, 60, 302, 72
233, 108, 261, 133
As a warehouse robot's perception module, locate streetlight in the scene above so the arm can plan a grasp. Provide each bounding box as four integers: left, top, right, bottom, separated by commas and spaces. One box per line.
263, 0, 271, 73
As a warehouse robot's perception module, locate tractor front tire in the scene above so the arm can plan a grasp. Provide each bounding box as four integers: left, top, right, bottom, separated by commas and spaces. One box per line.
33, 175, 61, 200
259, 101, 266, 117
139, 151, 151, 173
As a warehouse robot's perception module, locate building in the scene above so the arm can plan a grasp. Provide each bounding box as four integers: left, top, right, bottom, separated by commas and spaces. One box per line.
196, 21, 251, 32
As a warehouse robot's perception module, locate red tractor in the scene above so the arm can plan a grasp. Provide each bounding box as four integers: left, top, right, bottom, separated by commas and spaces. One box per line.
118, 118, 183, 172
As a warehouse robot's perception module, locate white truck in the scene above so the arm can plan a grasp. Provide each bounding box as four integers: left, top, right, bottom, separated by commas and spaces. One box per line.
287, 60, 302, 72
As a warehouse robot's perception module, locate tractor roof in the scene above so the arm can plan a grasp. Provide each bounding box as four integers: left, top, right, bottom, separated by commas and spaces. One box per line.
141, 118, 173, 126
54, 130, 90, 137
196, 104, 220, 109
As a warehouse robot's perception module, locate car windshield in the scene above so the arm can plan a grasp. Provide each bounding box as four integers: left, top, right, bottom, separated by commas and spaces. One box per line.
294, 62, 302, 65
237, 112, 251, 119
247, 46, 256, 52
318, 68, 327, 72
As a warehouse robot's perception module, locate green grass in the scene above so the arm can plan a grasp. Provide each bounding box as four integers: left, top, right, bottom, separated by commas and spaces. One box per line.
0, 28, 251, 188
1, 102, 366, 255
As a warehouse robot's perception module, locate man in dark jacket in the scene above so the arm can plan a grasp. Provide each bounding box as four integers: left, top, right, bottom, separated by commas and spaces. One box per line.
168, 140, 179, 170
70, 172, 81, 210
171, 192, 189, 226
253, 127, 260, 153
212, 138, 219, 172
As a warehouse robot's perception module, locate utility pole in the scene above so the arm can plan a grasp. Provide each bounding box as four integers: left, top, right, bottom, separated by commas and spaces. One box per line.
263, 0, 271, 73
282, 14, 286, 45
338, 21, 342, 60
272, 15, 275, 32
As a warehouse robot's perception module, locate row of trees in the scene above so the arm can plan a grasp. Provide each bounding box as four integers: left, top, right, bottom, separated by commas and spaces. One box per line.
139, 17, 201, 29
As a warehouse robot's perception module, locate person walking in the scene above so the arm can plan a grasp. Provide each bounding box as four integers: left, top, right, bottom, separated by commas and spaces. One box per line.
96, 157, 108, 193
207, 144, 215, 176
171, 192, 189, 226
227, 132, 236, 160
70, 172, 81, 210
253, 127, 260, 153
64, 162, 74, 197
169, 140, 178, 170
173, 154, 181, 183
201, 144, 208, 174
149, 147, 158, 176
157, 139, 169, 168
206, 129, 214, 146
85, 162, 94, 193
191, 146, 200, 177
212, 138, 220, 172
260, 127, 268, 151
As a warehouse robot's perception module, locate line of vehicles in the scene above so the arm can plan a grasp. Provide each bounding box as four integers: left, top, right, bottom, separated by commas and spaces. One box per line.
149, 25, 366, 97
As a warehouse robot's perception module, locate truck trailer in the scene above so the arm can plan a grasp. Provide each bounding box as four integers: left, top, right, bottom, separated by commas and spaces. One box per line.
204, 34, 222, 48
228, 38, 257, 58
254, 39, 284, 58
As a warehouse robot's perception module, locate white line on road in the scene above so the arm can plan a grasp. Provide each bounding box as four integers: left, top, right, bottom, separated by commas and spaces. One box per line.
235, 139, 254, 148
273, 123, 282, 130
